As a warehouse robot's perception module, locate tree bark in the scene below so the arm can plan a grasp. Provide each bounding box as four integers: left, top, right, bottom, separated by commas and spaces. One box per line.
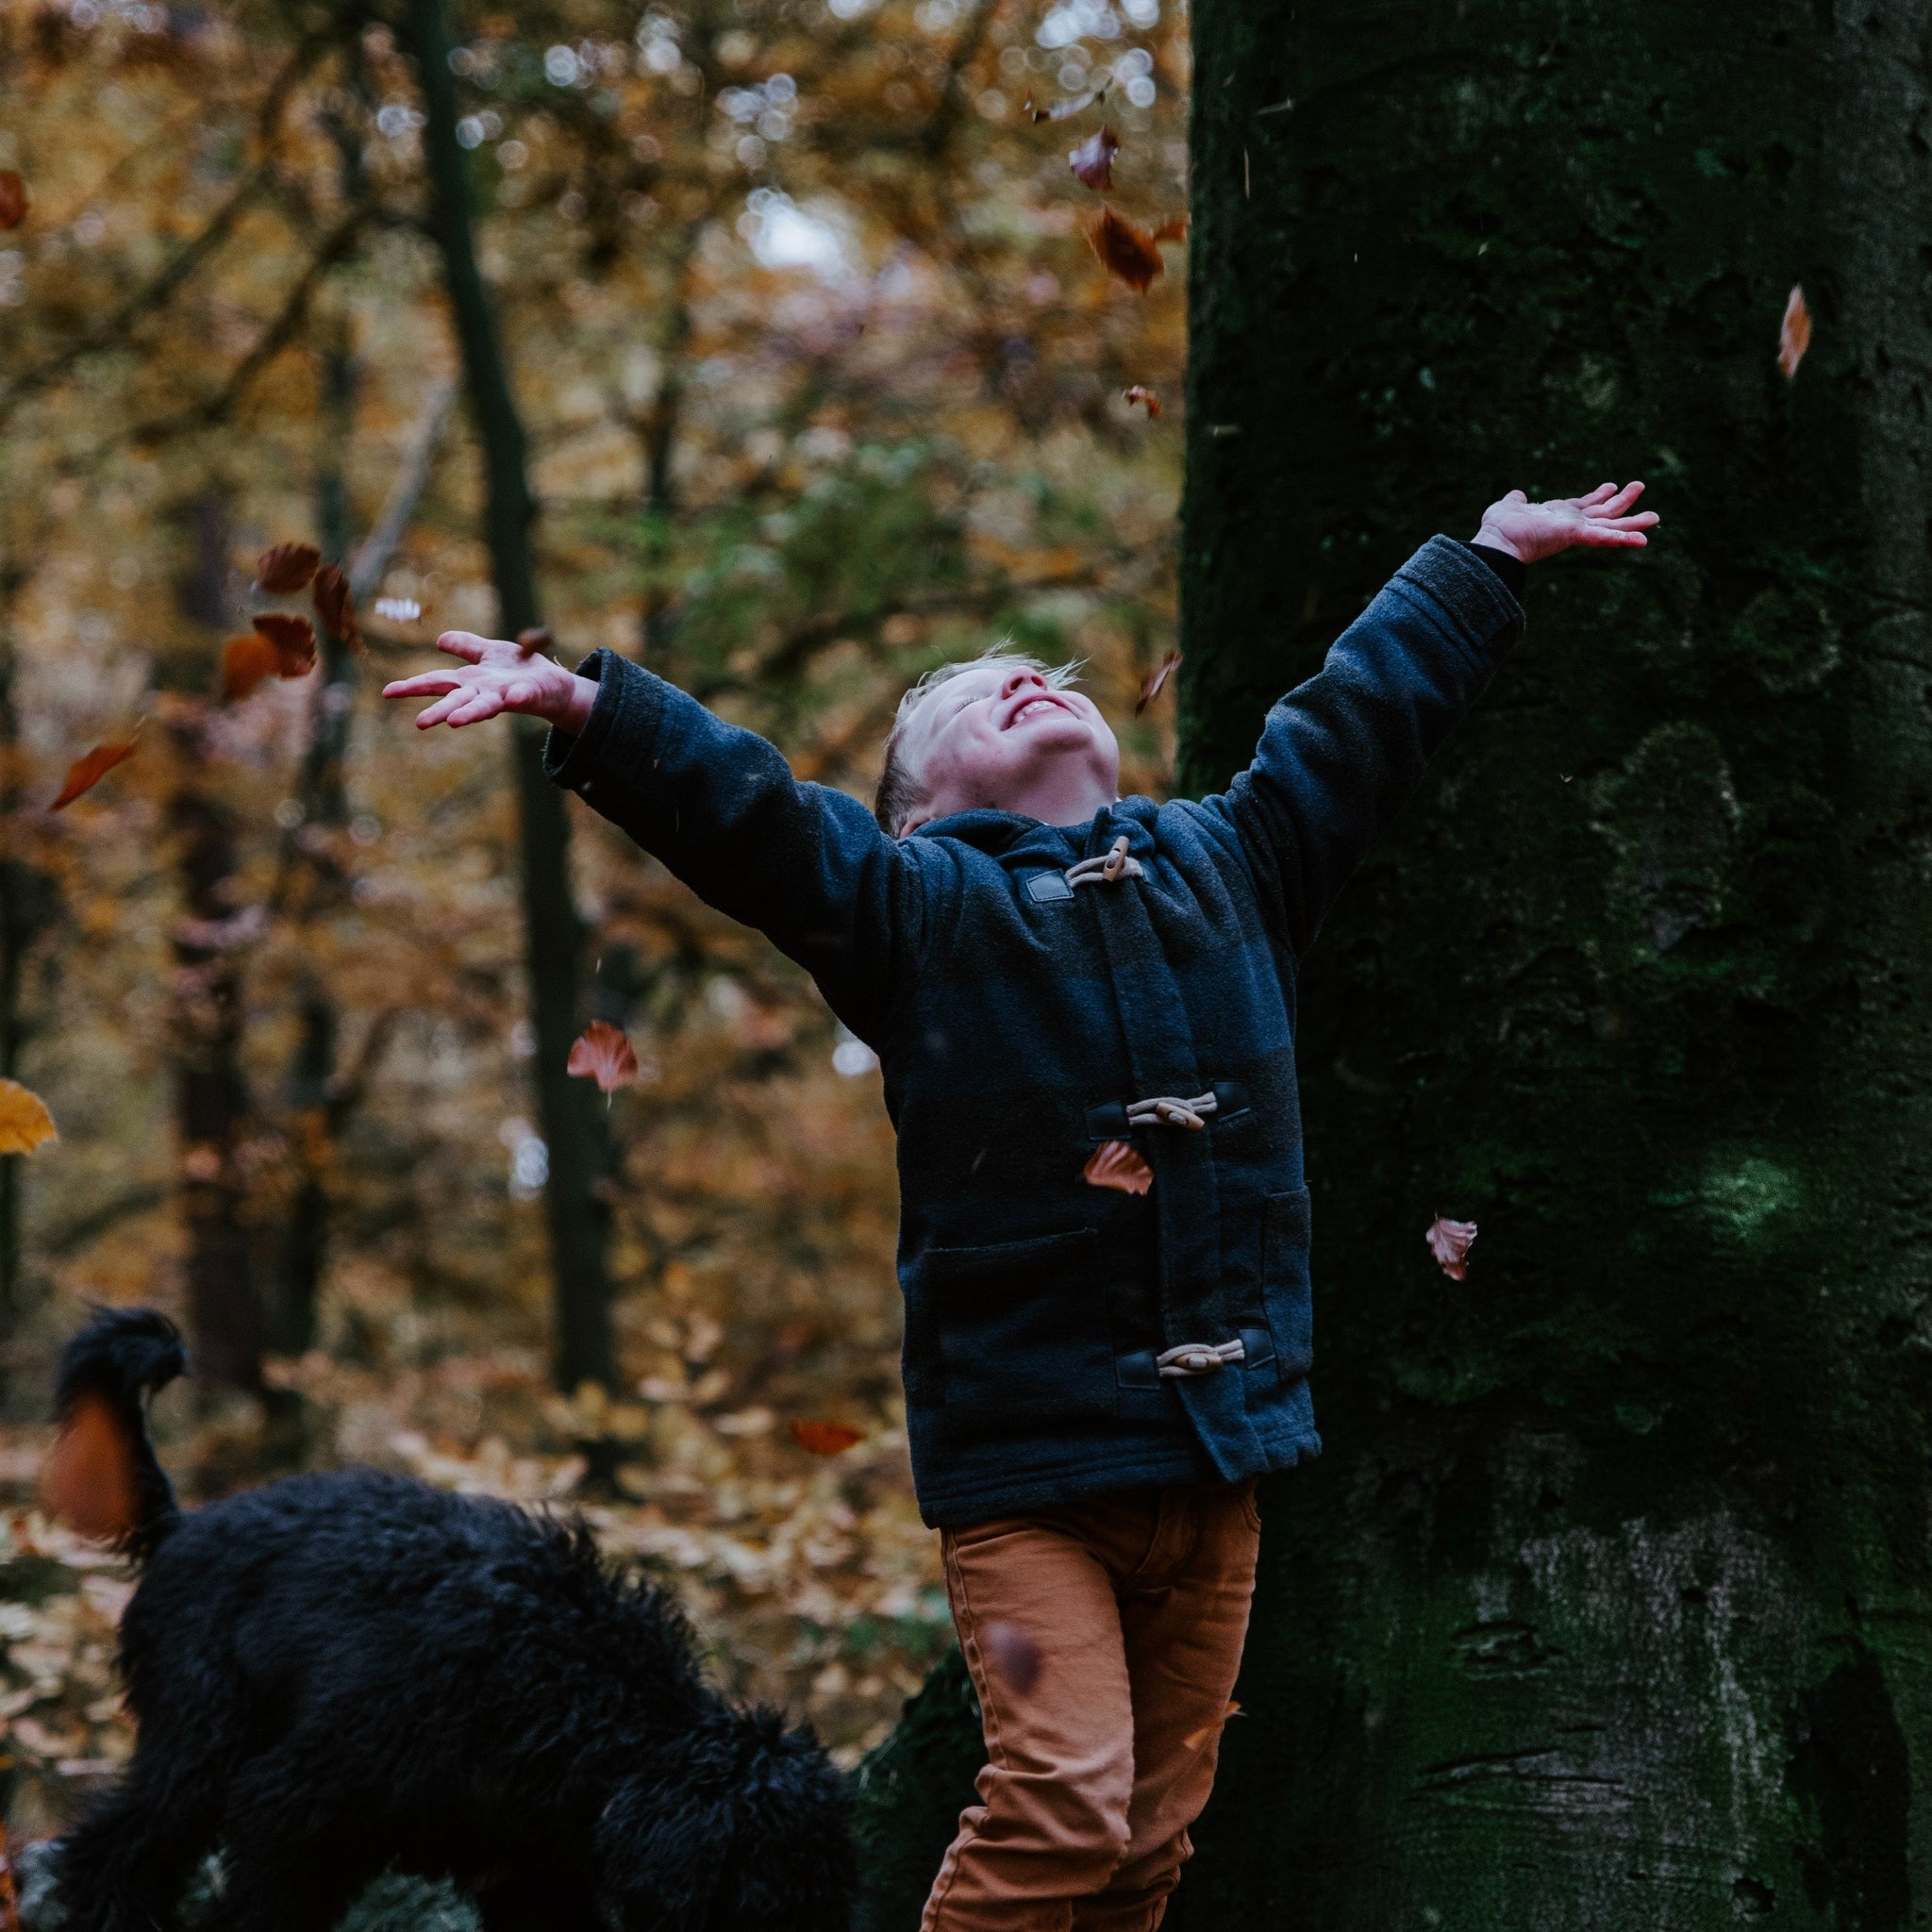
1164, 2, 1932, 1924
409, 0, 617, 1391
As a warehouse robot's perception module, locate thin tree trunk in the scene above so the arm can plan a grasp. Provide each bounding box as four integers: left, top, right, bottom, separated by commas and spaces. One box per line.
0, 561, 34, 1339
1162, 3, 1932, 1924
410, 0, 616, 1392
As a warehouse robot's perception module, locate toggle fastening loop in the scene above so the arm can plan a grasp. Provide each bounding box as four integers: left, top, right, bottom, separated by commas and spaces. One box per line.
1125, 1091, 1219, 1131
1066, 834, 1144, 890
1157, 1339, 1246, 1378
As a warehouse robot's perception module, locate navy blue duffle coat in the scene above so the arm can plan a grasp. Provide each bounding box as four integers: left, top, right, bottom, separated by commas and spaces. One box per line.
546, 535, 1523, 1526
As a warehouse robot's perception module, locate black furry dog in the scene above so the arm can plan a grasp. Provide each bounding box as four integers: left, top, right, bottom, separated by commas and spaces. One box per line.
47, 1308, 855, 1932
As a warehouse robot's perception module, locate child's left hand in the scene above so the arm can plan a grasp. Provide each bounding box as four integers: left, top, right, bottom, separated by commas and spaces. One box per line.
1474, 481, 1657, 564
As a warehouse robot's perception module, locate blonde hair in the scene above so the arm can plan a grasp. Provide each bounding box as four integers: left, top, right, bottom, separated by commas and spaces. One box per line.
874, 642, 1083, 836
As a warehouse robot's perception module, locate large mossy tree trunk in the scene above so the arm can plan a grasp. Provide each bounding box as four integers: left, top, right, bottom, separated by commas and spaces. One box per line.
858, 6, 1932, 1927
1168, 1, 1932, 1925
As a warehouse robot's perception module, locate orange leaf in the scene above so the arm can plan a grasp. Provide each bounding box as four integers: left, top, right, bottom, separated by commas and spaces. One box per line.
0, 172, 25, 231
1123, 384, 1162, 420
312, 563, 361, 654
983, 1620, 1042, 1694
1777, 284, 1811, 379
221, 632, 280, 703
50, 735, 139, 809
1136, 651, 1181, 716
38, 1392, 138, 1543
787, 1419, 863, 1456
256, 541, 321, 594
1151, 215, 1189, 243
1424, 1216, 1477, 1281
252, 612, 317, 678
567, 1019, 641, 1094
1183, 1699, 1242, 1751
1088, 207, 1163, 293
1069, 126, 1119, 191
1083, 1139, 1153, 1195
0, 1080, 57, 1157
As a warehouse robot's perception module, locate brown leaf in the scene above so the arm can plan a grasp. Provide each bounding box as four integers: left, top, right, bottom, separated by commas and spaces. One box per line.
0, 1080, 57, 1157
1135, 651, 1181, 716
983, 1621, 1042, 1695
1151, 215, 1190, 243
1123, 384, 1162, 419
1023, 78, 1108, 123
1068, 125, 1119, 191
311, 563, 361, 654
38, 1392, 138, 1543
50, 735, 139, 810
567, 1019, 641, 1094
1424, 1216, 1478, 1280
0, 172, 26, 231
1183, 1699, 1242, 1751
1777, 284, 1811, 379
1083, 1140, 1153, 1195
787, 1419, 864, 1456
252, 612, 317, 678
517, 626, 553, 656
1088, 207, 1163, 293
256, 541, 321, 594
221, 632, 280, 703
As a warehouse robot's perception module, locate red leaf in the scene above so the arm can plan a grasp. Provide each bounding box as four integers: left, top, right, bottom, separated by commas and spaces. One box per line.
1083, 1140, 1153, 1195
256, 541, 321, 594
1023, 78, 1108, 123
1135, 651, 1181, 716
983, 1621, 1042, 1695
1088, 207, 1163, 293
788, 1419, 863, 1456
38, 1392, 138, 1542
312, 563, 361, 655
1777, 284, 1811, 379
0, 172, 26, 231
1424, 1216, 1478, 1280
567, 1019, 641, 1094
252, 612, 317, 678
1068, 125, 1119, 191
517, 626, 554, 656
1151, 215, 1189, 243
50, 735, 139, 809
1183, 1699, 1242, 1751
1123, 384, 1162, 420
222, 632, 280, 703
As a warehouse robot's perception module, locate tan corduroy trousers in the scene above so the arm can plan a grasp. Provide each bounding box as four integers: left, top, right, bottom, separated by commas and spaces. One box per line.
919, 1479, 1260, 1932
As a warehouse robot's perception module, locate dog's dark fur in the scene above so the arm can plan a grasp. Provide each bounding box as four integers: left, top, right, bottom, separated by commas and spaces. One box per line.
51, 1308, 855, 1932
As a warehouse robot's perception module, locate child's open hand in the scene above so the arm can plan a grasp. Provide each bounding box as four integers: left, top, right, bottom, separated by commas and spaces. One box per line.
1474, 481, 1657, 565
381, 631, 597, 735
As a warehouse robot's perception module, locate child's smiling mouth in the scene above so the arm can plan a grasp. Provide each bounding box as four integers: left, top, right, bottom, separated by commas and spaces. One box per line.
1005, 694, 1072, 727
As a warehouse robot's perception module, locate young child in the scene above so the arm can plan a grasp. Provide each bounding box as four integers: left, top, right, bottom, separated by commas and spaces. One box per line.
385, 480, 1656, 1931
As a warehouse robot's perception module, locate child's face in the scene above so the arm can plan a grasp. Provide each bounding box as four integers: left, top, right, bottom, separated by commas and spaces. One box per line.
896, 662, 1120, 832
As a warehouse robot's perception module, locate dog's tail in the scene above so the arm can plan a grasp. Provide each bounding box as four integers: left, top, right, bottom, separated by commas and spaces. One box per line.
40, 1307, 186, 1560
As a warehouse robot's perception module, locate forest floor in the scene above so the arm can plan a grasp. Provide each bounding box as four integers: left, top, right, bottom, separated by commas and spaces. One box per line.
0, 1345, 949, 1843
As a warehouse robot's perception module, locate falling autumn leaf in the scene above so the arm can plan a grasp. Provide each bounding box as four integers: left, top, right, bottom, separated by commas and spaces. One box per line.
1425, 1216, 1478, 1281
787, 1419, 863, 1456
38, 1393, 138, 1543
50, 735, 139, 810
0, 172, 25, 231
256, 541, 321, 594
252, 611, 317, 678
1136, 651, 1181, 716
1068, 125, 1119, 191
567, 1019, 641, 1094
1084, 1140, 1153, 1195
0, 1080, 57, 1156
1777, 284, 1811, 379
1183, 1700, 1242, 1751
221, 632, 280, 703
311, 562, 361, 654
1024, 78, 1108, 123
517, 626, 553, 656
1088, 207, 1164, 293
1151, 215, 1189, 243
1123, 384, 1162, 419
983, 1621, 1042, 1695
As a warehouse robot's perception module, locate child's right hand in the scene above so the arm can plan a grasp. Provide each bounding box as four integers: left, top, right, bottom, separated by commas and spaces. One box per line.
381, 632, 598, 735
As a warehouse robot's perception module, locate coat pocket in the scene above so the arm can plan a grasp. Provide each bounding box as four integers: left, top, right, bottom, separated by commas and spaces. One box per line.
919, 1227, 1115, 1430
1262, 1188, 1314, 1383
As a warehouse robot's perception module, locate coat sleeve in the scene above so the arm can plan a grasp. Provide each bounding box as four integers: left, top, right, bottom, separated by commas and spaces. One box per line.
542, 649, 922, 1043
1200, 535, 1524, 955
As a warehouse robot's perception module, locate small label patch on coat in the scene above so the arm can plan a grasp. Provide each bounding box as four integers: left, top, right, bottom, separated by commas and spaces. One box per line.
1026, 872, 1074, 903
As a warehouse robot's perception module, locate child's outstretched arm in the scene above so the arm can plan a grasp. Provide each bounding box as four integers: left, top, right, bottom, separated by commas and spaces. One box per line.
383, 638, 921, 1042
1208, 482, 1657, 955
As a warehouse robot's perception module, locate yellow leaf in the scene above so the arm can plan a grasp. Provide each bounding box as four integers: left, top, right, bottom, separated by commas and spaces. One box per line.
0, 1081, 57, 1156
